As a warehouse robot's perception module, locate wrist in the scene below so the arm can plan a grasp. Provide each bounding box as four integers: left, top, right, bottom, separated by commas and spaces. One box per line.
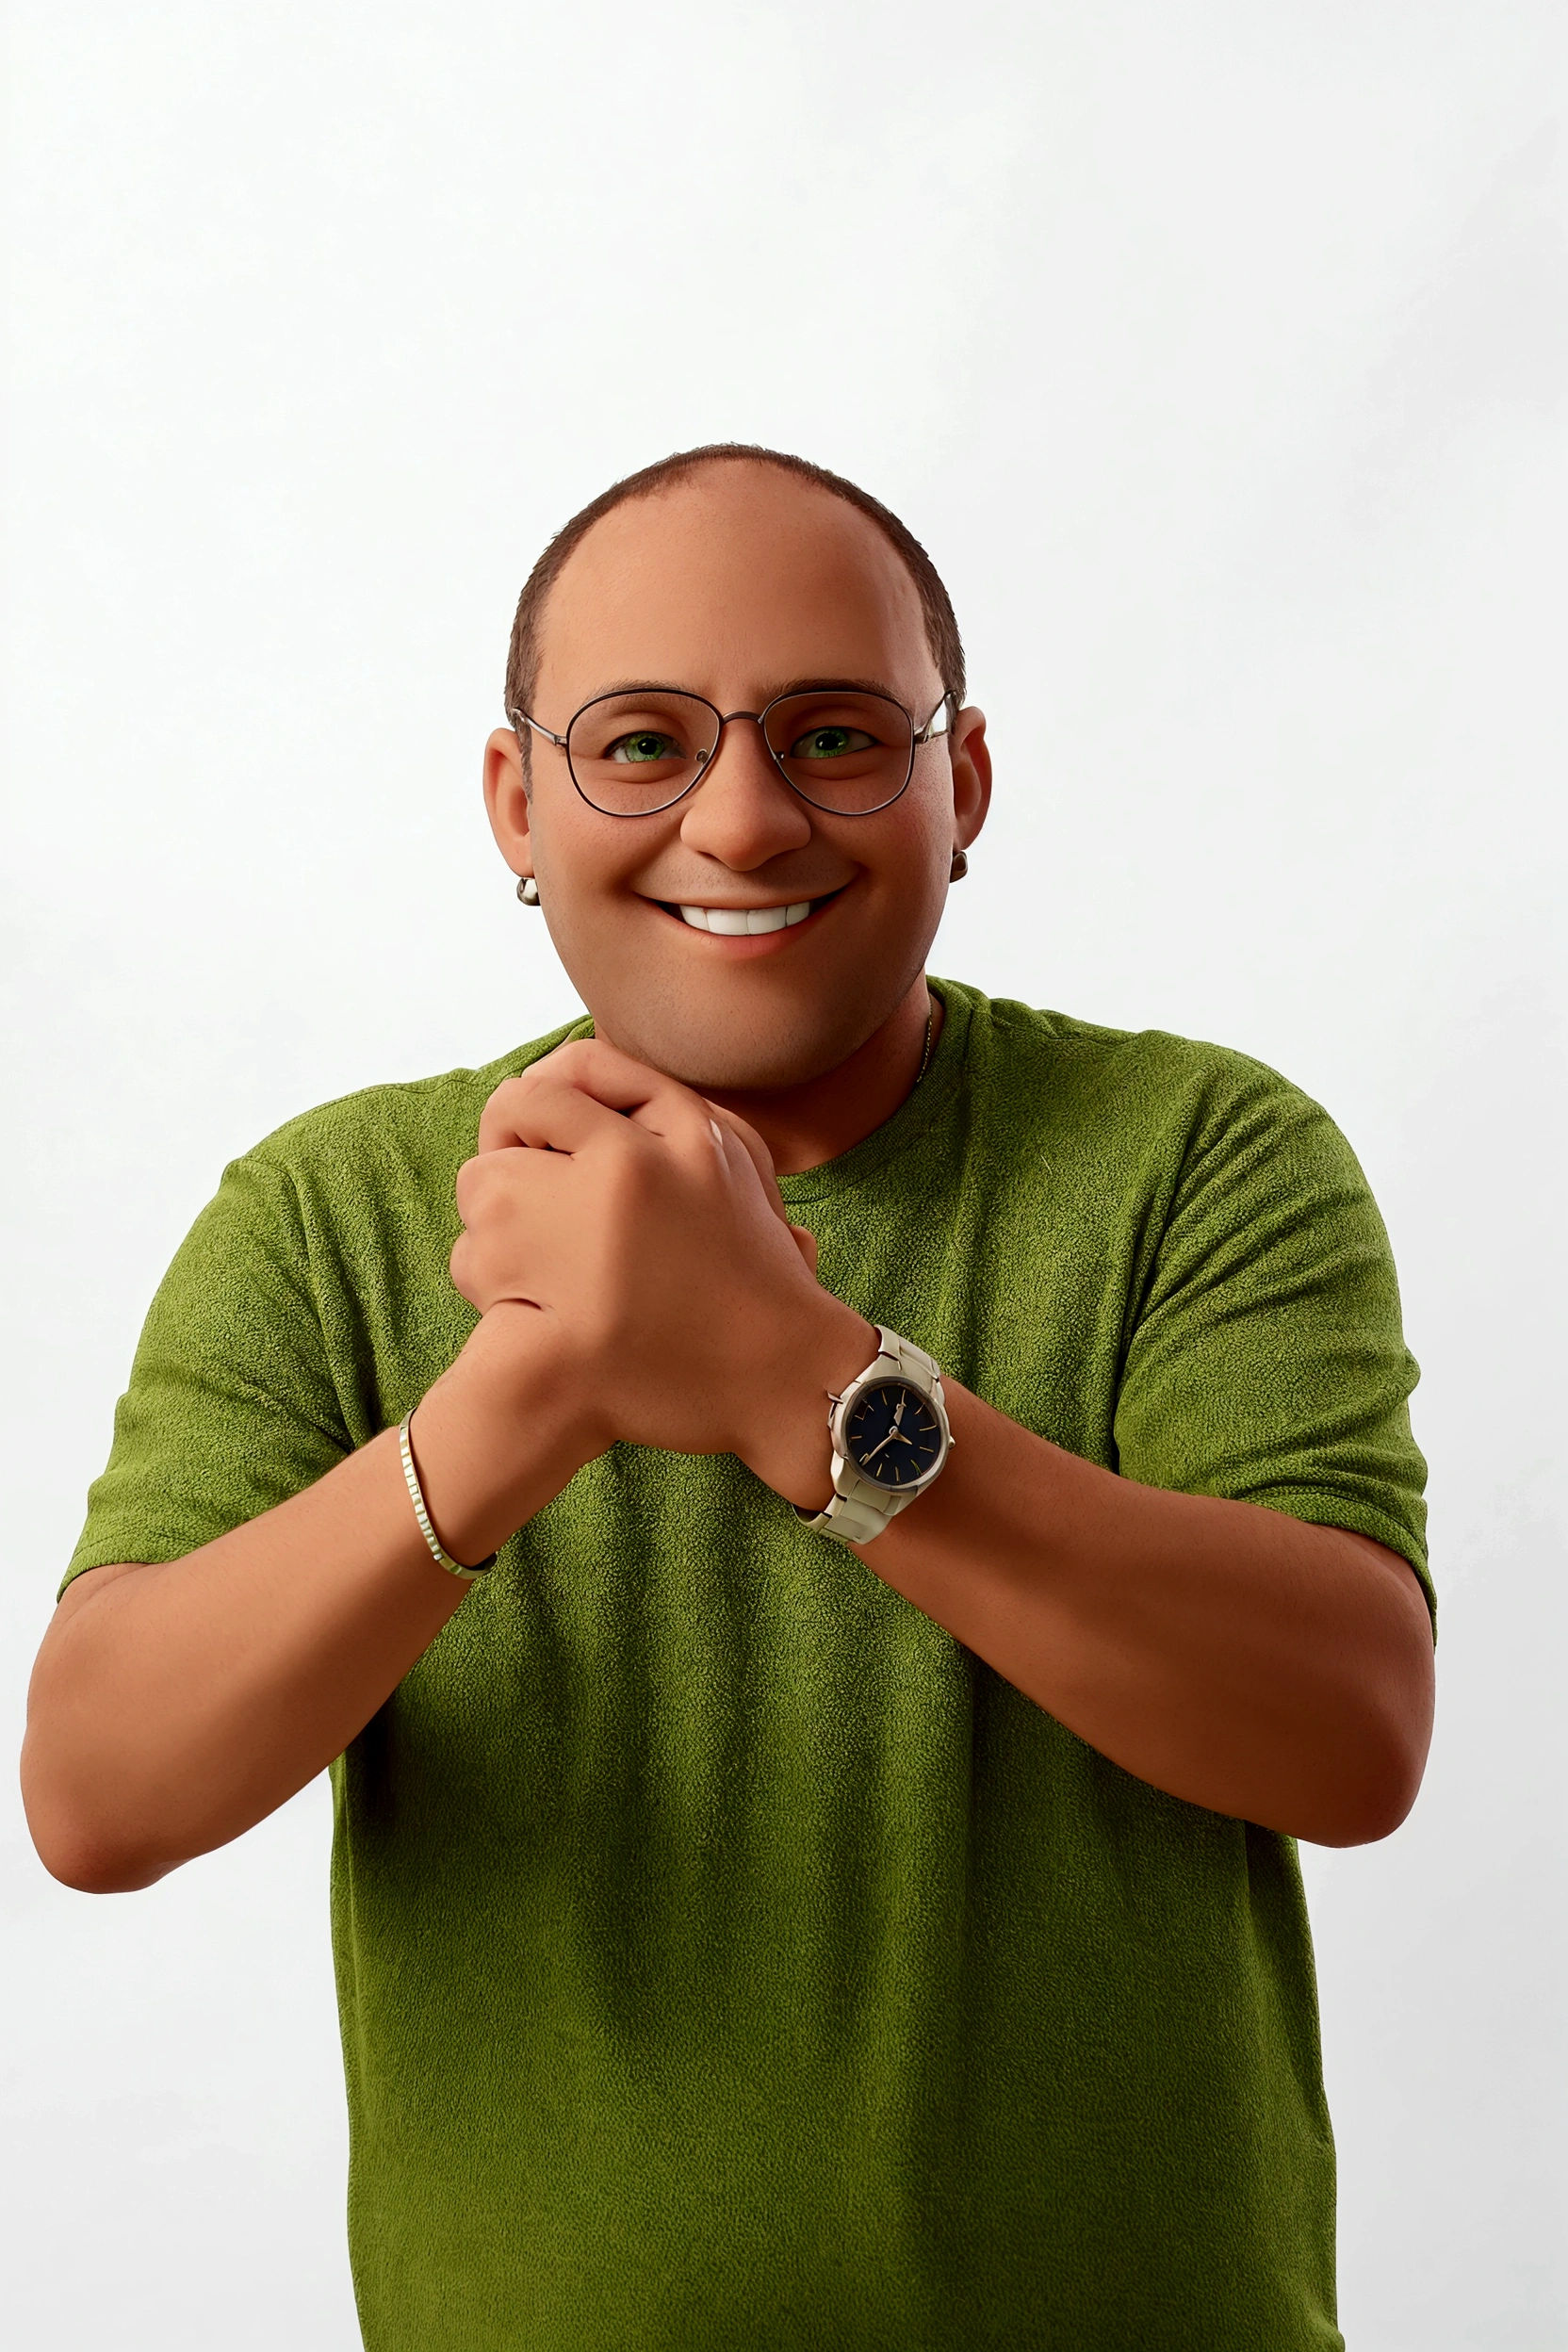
409, 1305, 608, 1561
735, 1292, 876, 1511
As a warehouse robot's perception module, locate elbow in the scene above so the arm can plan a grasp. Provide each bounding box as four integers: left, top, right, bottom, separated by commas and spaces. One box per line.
1309, 1757, 1424, 1849
1306, 1692, 1434, 1850
34, 1831, 168, 1896
20, 1749, 171, 1895
25, 1812, 170, 1895
1307, 1590, 1436, 1849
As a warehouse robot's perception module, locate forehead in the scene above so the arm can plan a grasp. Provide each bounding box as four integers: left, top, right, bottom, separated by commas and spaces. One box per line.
536, 464, 934, 703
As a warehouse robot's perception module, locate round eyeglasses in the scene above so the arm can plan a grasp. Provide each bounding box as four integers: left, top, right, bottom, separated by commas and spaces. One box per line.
507, 684, 956, 819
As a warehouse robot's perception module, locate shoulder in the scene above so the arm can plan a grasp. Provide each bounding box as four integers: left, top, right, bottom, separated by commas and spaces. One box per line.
171, 1021, 590, 1283
230, 1020, 588, 1203
942, 980, 1331, 1161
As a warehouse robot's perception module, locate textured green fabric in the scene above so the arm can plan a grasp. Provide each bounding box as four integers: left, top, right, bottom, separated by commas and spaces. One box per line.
67, 980, 1429, 2351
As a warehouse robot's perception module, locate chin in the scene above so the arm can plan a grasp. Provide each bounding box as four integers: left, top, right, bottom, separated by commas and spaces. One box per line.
596, 996, 883, 1094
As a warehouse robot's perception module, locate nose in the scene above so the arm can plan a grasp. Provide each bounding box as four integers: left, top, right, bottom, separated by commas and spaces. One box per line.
677, 711, 813, 870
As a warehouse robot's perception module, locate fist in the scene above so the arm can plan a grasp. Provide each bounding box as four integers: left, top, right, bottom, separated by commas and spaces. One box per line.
449, 1039, 867, 1495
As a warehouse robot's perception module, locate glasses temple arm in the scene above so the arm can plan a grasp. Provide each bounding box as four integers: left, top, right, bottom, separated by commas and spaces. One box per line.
914, 692, 958, 745
507, 706, 566, 749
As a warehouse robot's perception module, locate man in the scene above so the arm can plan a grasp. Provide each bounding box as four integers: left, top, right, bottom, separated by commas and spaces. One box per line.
24, 445, 1434, 2349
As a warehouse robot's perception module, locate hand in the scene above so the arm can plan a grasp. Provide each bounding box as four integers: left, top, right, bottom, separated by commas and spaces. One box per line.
448, 1039, 872, 1503
858, 1396, 910, 1463
860, 1401, 921, 1458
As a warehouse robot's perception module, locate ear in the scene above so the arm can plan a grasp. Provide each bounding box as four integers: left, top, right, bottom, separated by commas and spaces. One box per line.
949, 707, 992, 852
483, 727, 536, 883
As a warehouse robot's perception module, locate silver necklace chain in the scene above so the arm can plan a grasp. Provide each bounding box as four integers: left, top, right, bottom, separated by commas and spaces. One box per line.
913, 1003, 935, 1089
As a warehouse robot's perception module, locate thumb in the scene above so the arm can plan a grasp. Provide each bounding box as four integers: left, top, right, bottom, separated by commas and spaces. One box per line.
702, 1102, 818, 1278
701, 1098, 794, 1229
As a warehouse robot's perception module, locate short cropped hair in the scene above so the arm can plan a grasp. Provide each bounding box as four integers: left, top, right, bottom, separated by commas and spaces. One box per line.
504, 444, 966, 732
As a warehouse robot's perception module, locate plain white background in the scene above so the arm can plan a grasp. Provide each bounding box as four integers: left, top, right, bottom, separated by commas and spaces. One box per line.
3, 3, 1564, 2344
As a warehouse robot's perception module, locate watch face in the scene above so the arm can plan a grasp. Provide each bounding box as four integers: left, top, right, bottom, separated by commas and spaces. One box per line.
843, 1380, 944, 1490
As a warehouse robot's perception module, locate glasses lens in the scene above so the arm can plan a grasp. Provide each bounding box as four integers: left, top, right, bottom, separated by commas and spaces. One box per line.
764, 690, 914, 813
566, 691, 719, 814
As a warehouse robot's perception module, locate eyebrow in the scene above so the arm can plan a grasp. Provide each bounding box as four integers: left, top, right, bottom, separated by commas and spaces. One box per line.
580, 674, 906, 707
768, 675, 903, 700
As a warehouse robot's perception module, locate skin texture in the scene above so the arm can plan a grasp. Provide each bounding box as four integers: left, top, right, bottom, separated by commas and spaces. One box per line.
22, 460, 1435, 1895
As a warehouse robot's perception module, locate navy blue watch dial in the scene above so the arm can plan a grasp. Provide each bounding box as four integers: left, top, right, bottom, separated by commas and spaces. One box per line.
843, 1380, 944, 1489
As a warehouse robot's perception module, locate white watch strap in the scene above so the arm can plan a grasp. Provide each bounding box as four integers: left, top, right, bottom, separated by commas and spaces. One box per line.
872, 1328, 941, 1387
811, 1473, 918, 1547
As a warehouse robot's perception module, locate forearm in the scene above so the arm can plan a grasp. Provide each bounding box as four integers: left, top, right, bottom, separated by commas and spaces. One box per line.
851, 1381, 1435, 1845
23, 1310, 596, 1891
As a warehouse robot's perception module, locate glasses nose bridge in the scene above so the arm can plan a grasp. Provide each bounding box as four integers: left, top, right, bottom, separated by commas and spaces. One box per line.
696, 704, 784, 791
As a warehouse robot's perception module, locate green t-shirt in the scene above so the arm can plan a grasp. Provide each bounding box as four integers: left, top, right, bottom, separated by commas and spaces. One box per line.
67, 980, 1429, 2351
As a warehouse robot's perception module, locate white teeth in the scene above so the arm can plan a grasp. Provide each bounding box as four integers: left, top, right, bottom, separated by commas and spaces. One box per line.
678, 901, 817, 934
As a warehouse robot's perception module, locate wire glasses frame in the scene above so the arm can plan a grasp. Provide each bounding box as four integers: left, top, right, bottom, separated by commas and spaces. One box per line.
507, 683, 957, 819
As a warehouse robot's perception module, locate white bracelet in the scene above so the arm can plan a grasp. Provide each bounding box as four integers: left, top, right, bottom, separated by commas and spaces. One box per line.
397, 1414, 496, 1581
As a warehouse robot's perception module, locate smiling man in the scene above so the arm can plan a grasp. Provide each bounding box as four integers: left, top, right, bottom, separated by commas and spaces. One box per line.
24, 446, 1434, 2351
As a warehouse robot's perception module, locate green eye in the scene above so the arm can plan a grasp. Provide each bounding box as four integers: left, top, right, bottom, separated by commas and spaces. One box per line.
608, 730, 684, 764
790, 725, 877, 760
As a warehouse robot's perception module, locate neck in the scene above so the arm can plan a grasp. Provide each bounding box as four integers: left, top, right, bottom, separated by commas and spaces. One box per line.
701, 976, 939, 1177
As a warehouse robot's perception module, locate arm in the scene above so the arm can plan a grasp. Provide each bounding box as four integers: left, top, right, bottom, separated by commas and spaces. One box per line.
22, 1045, 839, 1892
826, 1388, 1435, 1847
22, 1315, 598, 1892
427, 1041, 1433, 1844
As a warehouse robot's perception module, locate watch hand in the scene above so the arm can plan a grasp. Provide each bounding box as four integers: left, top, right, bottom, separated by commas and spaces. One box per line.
860, 1426, 915, 1463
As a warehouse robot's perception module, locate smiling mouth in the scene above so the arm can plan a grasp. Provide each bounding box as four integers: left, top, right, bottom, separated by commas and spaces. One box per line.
660, 889, 842, 935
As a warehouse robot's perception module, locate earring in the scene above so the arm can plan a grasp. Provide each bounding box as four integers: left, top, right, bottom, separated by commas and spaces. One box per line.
516, 876, 541, 906
949, 849, 969, 882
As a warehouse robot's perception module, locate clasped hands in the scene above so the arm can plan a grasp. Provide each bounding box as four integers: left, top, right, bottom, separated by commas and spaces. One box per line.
445, 1039, 873, 1513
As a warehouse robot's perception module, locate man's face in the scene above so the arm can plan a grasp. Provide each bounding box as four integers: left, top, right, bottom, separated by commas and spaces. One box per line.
483, 463, 989, 1090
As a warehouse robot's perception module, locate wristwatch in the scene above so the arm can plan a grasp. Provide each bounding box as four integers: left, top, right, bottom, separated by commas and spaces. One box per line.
796, 1326, 953, 1546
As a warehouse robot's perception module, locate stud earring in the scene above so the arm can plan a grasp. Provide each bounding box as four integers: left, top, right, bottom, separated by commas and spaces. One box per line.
516, 876, 541, 906
949, 849, 970, 882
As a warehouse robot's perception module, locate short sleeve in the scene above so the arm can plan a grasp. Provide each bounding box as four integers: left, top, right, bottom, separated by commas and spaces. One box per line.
1113, 1058, 1432, 1625
62, 1152, 353, 1594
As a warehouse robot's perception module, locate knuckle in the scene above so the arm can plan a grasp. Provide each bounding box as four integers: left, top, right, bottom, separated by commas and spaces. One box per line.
482, 1076, 528, 1121
455, 1155, 504, 1218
